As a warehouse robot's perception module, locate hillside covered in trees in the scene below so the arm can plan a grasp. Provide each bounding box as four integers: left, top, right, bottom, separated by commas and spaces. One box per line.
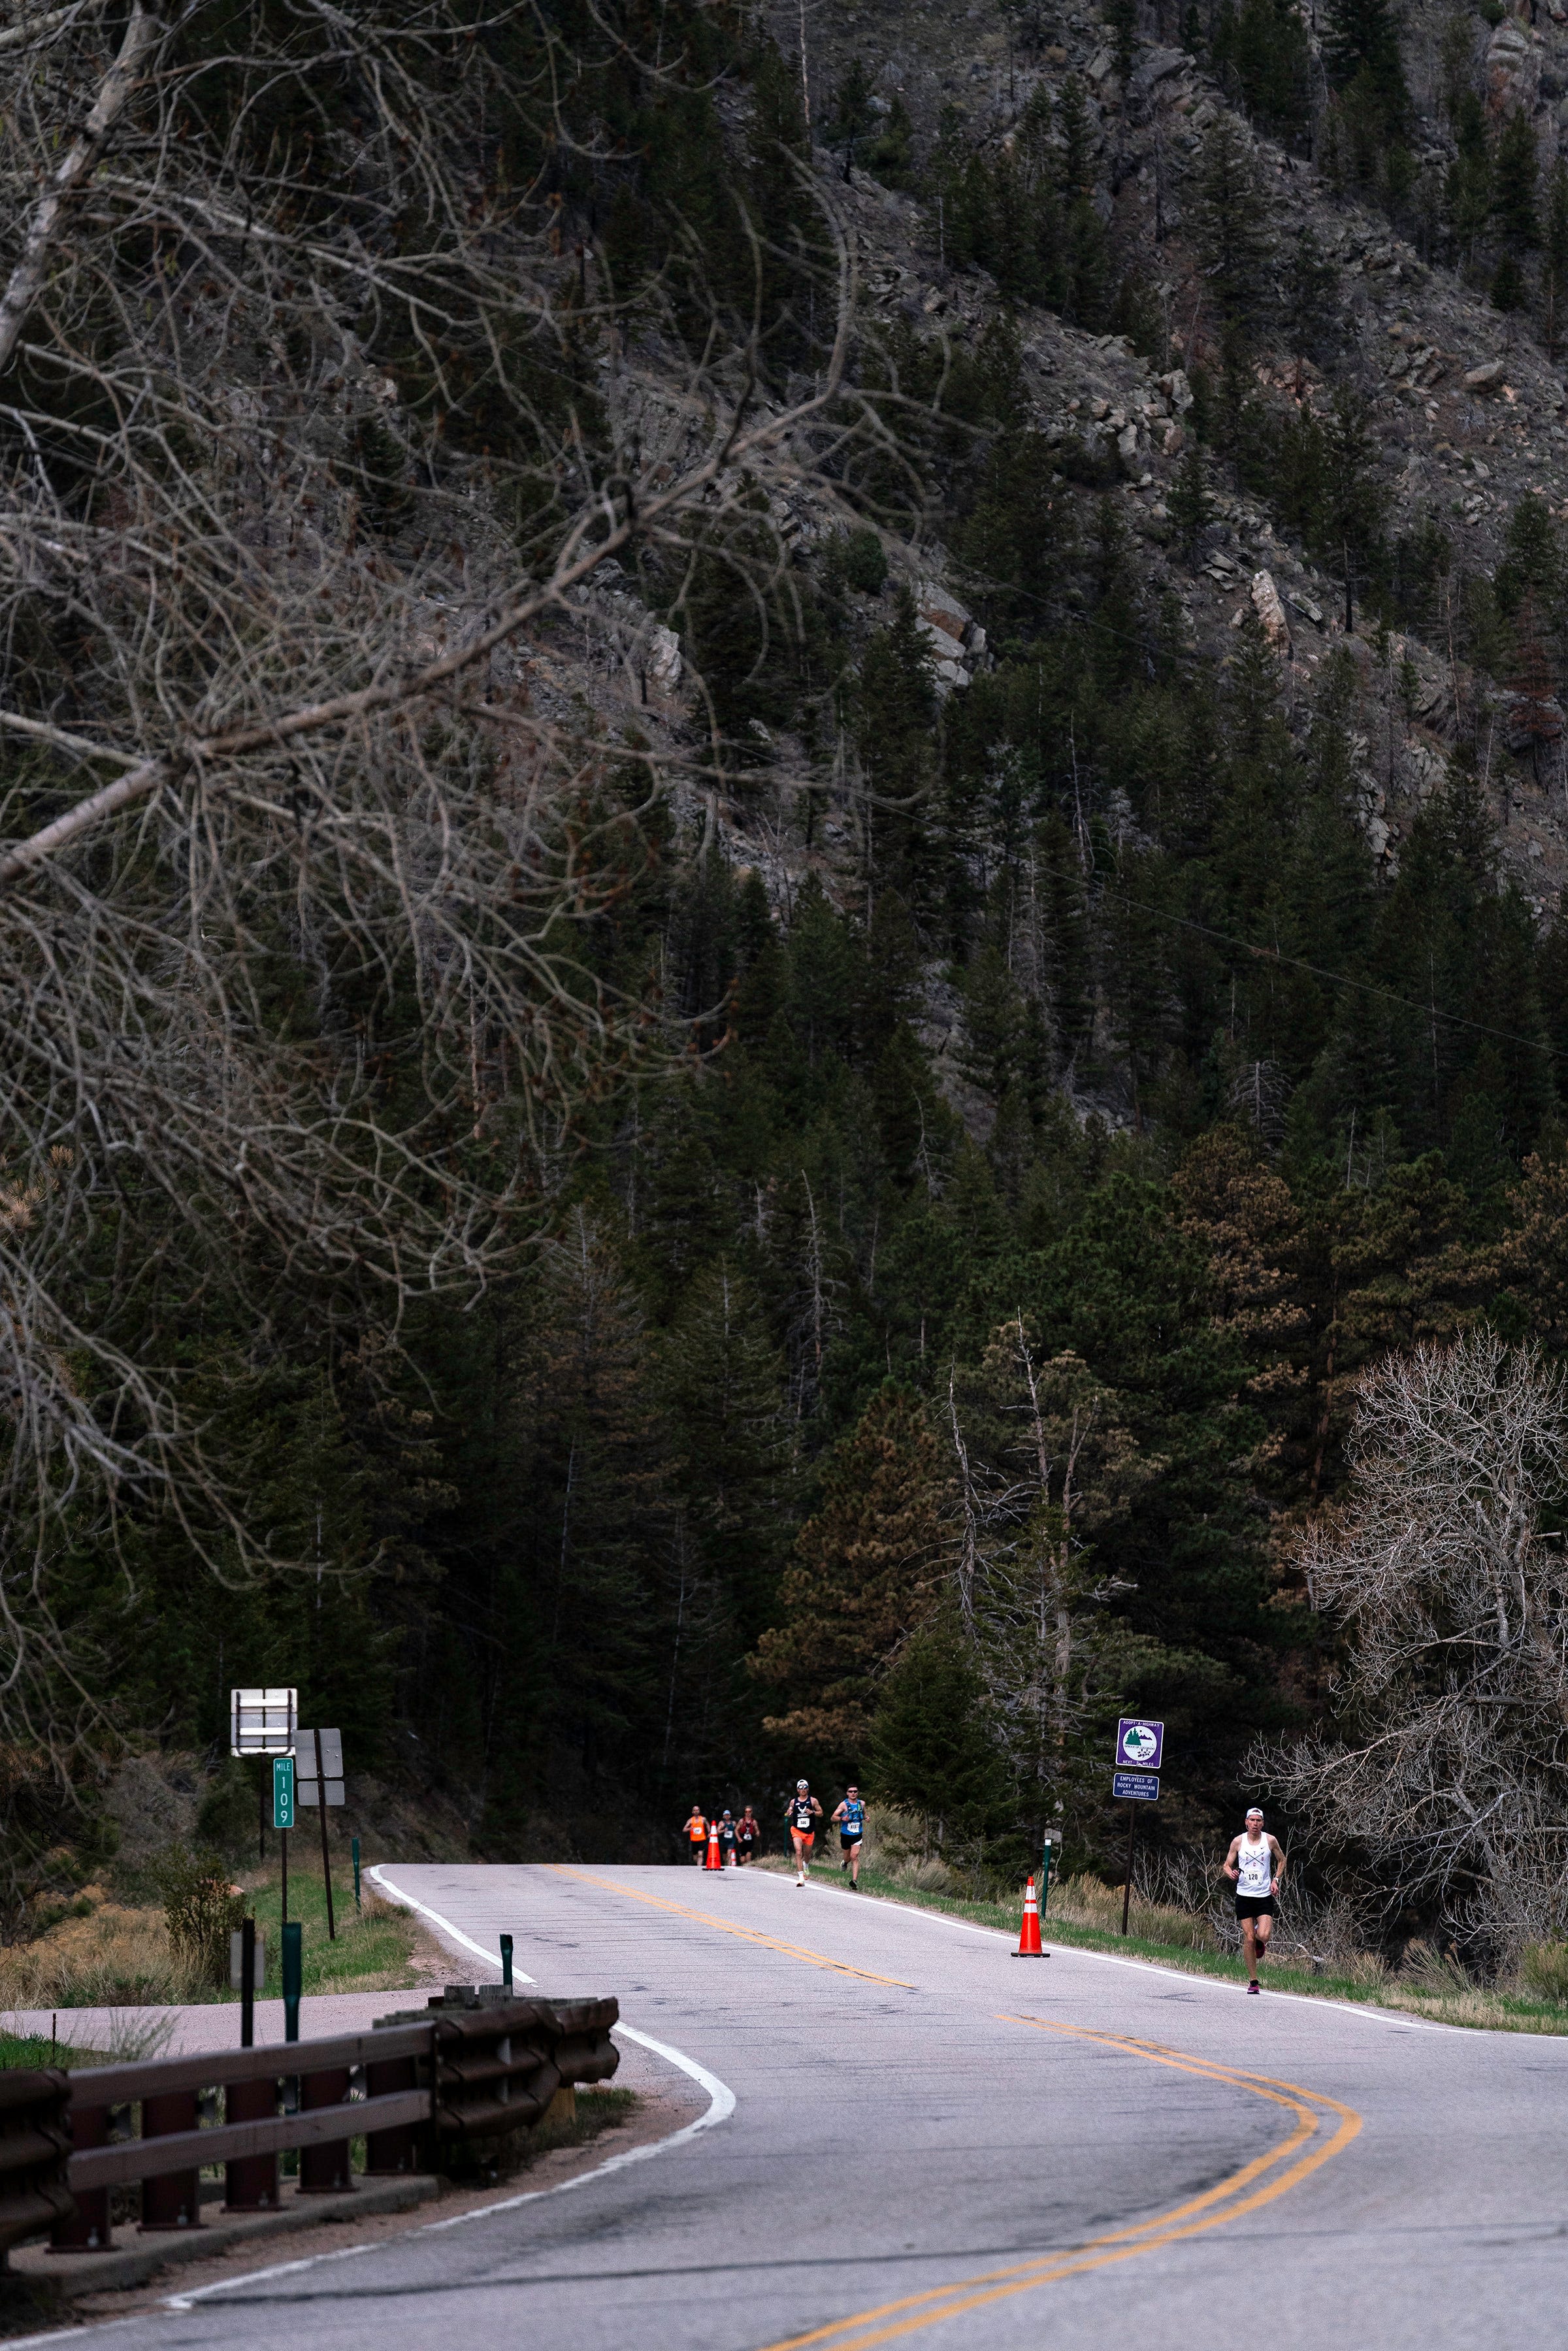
9, 0, 1568, 1953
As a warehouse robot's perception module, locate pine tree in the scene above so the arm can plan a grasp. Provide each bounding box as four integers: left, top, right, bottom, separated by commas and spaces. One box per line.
1104, 0, 1136, 84
1168, 440, 1214, 565
750, 1383, 950, 1763
659, 1260, 792, 1646
1543, 159, 1568, 357
1188, 116, 1275, 327
1444, 92, 1492, 263
1056, 76, 1094, 197
1036, 816, 1094, 1074
1494, 252, 1527, 315
1496, 1149, 1568, 1352
511, 1211, 672, 1809
1508, 591, 1561, 787
1320, 388, 1384, 632
1493, 108, 1540, 251
1212, 0, 1311, 146
855, 587, 939, 906
1287, 227, 1341, 360
868, 95, 915, 191
1321, 0, 1408, 119
1497, 497, 1561, 618
866, 1617, 1009, 1847
826, 59, 876, 183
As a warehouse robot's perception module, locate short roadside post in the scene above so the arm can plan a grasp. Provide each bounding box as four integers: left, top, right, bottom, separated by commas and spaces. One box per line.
500, 1933, 514, 1990
274, 1752, 296, 1925
233, 1915, 259, 2048
351, 1835, 361, 1913
1113, 1718, 1164, 1937
224, 1925, 278, 2212
1039, 1834, 1054, 1916
282, 1919, 302, 2044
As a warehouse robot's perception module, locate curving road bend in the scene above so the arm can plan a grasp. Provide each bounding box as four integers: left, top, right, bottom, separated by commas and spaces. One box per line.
34, 1863, 1568, 2350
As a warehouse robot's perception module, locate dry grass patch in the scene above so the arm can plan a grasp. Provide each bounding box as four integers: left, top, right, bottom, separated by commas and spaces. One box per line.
1045, 1872, 1214, 1952
0, 1886, 201, 2008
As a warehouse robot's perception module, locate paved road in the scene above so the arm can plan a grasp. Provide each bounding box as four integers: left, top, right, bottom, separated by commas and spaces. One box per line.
33, 1862, 1568, 2350
1, 1990, 412, 2061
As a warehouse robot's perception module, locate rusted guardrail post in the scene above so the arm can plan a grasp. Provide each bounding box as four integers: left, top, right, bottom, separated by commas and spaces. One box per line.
48, 2090, 109, 2253
138, 2089, 203, 2231
363, 2028, 429, 2177
0, 2070, 74, 2260
223, 2075, 279, 2212
297, 2065, 354, 2195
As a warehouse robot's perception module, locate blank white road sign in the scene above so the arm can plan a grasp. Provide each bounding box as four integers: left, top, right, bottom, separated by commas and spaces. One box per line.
295, 1728, 344, 1806
231, 1688, 297, 1756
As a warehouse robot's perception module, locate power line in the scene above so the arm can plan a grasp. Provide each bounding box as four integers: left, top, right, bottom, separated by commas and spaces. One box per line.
1038, 857, 1565, 1065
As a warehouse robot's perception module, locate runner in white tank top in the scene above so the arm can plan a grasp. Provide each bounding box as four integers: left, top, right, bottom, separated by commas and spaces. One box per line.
1223, 1807, 1286, 1994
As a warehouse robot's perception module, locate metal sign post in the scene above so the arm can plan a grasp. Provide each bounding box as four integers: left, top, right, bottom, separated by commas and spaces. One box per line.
295, 1729, 343, 1942
500, 1933, 514, 1990
351, 1837, 361, 1913
1112, 1721, 1164, 1938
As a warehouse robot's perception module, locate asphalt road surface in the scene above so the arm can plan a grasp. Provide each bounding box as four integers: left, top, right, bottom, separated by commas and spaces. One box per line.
31, 1862, 1568, 2350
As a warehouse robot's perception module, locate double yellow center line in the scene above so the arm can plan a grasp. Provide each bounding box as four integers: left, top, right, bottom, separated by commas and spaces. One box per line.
549, 1866, 916, 1988
755, 2017, 1362, 2351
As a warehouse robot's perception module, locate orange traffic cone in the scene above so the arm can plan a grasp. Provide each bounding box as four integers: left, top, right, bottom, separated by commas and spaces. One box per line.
705, 1823, 722, 1870
1013, 1873, 1047, 1957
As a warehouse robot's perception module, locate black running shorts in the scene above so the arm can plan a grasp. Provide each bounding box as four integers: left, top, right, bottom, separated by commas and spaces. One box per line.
1234, 1894, 1275, 1920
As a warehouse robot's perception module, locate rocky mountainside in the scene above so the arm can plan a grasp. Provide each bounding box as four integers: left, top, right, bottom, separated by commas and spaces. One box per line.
596, 0, 1562, 923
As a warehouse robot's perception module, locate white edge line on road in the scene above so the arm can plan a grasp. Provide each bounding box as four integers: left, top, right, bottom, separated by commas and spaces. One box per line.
155, 2021, 734, 2314
367, 1864, 536, 1982
744, 1867, 1445, 2033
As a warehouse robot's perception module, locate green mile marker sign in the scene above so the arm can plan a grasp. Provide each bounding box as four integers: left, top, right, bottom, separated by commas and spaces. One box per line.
272, 1753, 296, 1830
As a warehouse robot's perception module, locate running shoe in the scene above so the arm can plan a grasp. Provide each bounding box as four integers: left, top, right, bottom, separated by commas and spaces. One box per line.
1247, 1979, 1260, 1994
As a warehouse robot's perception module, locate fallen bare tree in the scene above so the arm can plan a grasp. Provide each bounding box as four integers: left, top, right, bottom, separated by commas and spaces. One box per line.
1256, 1328, 1568, 1948
0, 0, 868, 1785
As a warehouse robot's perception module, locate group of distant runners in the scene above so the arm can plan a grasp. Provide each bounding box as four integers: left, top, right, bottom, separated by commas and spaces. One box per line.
679, 1791, 1286, 1990
681, 1783, 867, 1885
683, 1804, 762, 1866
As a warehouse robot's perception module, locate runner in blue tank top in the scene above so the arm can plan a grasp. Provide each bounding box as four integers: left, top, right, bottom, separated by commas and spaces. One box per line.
831, 1784, 866, 1888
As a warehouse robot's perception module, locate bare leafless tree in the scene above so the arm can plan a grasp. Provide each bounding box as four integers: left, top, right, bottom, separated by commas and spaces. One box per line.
0, 0, 869, 1766
1256, 1329, 1568, 1945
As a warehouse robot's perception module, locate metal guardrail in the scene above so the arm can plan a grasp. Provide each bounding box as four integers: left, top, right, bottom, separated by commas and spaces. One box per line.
0, 2069, 74, 2257
31, 1993, 618, 2254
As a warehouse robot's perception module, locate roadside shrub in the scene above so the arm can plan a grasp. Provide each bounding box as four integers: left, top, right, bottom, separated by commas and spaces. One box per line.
1520, 1940, 1568, 2002
1400, 1937, 1471, 1995
157, 1847, 246, 1990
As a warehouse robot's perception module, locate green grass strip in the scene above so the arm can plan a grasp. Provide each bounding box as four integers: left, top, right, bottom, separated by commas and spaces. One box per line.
0, 2029, 106, 2069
